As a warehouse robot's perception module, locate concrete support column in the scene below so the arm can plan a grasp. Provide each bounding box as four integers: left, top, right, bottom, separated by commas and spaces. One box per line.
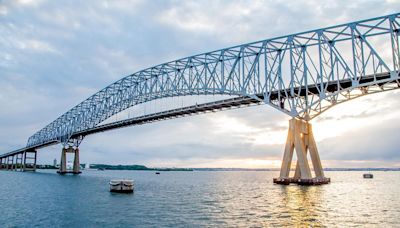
15, 153, 24, 172
58, 146, 81, 174
73, 148, 80, 174
7, 156, 14, 171
23, 150, 37, 172
273, 118, 330, 185
12, 155, 16, 171
59, 148, 67, 174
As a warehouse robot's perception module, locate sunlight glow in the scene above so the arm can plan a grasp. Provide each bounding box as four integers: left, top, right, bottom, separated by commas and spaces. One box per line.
211, 114, 288, 145
145, 158, 283, 169
243, 159, 282, 168
313, 93, 398, 142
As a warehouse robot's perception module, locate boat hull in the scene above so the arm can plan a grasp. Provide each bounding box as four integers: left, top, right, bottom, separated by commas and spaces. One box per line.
109, 180, 134, 193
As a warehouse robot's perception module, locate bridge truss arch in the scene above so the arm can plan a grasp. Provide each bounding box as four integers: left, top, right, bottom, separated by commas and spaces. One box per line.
27, 13, 400, 148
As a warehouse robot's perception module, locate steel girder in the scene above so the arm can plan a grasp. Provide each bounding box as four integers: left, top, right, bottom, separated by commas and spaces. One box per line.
27, 13, 400, 148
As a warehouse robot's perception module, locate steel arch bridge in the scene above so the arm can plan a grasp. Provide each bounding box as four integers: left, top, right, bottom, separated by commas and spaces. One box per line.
1, 13, 400, 182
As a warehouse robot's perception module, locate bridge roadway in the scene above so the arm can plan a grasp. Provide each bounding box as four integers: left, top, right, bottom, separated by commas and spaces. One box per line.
0, 71, 395, 160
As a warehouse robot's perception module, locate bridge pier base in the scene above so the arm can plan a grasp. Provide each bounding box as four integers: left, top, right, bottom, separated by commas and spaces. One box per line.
15, 153, 24, 171
57, 146, 81, 174
0, 157, 6, 170
0, 157, 4, 170
23, 150, 37, 172
7, 155, 14, 171
273, 118, 330, 185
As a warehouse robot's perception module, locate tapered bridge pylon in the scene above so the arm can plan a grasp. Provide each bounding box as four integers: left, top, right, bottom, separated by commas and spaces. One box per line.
274, 118, 330, 185
57, 146, 81, 174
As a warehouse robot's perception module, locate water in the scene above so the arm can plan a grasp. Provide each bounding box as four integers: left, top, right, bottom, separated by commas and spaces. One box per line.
0, 170, 399, 227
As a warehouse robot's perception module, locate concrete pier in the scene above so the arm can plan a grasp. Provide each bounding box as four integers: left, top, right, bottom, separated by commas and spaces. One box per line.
23, 150, 37, 172
58, 146, 81, 174
0, 151, 34, 172
7, 156, 14, 170
1, 157, 5, 170
0, 157, 5, 170
273, 118, 330, 185
15, 153, 24, 171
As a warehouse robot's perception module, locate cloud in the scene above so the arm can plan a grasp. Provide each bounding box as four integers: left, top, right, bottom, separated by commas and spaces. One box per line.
156, 0, 398, 45
0, 5, 7, 15
14, 39, 58, 53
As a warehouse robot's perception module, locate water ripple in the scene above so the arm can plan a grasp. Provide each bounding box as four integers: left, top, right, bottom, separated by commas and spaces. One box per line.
0, 170, 399, 227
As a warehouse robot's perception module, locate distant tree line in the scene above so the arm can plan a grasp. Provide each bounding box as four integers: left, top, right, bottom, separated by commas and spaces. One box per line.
90, 164, 193, 171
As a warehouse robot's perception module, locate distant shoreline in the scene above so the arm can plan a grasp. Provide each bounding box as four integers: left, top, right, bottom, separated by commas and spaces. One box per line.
89, 164, 193, 171
193, 168, 400, 171
36, 164, 400, 172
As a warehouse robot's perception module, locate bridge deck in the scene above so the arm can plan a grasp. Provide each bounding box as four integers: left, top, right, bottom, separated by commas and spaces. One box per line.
72, 96, 262, 137
73, 71, 395, 136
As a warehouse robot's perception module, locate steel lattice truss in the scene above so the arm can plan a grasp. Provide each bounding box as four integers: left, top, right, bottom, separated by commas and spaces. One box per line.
27, 13, 400, 148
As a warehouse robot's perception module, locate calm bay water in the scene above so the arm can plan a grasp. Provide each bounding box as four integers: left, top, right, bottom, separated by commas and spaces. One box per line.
0, 170, 399, 227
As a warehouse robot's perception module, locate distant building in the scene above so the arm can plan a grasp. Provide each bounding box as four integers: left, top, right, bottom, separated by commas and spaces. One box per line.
53, 158, 57, 167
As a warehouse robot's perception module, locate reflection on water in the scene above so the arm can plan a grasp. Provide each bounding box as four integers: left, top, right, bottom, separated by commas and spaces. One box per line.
279, 186, 324, 226
0, 170, 399, 227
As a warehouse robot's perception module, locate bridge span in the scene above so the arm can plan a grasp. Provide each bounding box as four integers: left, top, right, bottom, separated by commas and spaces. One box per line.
1, 13, 399, 185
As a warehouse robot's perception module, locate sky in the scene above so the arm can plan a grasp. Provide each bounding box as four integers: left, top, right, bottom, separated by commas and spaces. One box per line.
1, 0, 400, 168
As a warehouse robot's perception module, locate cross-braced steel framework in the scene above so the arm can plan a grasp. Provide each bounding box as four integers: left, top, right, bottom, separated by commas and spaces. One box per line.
19, 13, 400, 149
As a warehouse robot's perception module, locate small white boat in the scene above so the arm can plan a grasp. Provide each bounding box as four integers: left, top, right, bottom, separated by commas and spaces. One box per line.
109, 179, 134, 193
363, 173, 373, 179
